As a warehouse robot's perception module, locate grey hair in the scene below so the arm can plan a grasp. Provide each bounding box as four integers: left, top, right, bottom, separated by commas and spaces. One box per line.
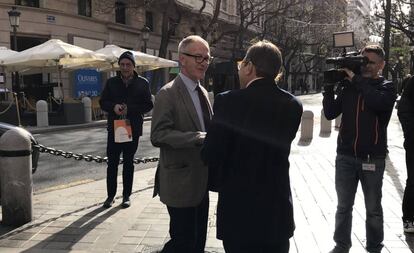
178, 35, 210, 54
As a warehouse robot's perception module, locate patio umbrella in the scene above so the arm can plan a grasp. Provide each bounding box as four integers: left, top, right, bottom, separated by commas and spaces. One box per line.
94, 44, 178, 72
0, 47, 18, 98
1, 39, 106, 98
0, 47, 18, 63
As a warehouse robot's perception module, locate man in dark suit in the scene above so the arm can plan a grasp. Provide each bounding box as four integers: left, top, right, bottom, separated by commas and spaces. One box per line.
151, 35, 213, 253
201, 40, 303, 253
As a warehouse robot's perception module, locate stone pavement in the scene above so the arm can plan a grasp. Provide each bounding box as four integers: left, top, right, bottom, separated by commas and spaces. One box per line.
0, 94, 413, 253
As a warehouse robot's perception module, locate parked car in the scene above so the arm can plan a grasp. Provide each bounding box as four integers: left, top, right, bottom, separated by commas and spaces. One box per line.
0, 122, 39, 173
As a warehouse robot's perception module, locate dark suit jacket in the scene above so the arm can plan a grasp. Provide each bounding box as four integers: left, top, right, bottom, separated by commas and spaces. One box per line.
201, 77, 303, 243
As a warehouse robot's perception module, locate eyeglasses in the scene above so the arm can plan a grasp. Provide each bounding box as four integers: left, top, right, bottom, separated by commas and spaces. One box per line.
181, 52, 213, 64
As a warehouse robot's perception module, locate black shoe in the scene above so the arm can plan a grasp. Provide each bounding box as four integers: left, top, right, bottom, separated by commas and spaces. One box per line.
103, 197, 115, 208
329, 246, 349, 253
121, 197, 131, 208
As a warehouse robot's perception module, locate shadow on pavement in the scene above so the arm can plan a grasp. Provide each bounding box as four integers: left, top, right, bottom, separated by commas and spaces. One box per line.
385, 155, 404, 200
0, 201, 105, 238
20, 205, 120, 252
404, 233, 414, 253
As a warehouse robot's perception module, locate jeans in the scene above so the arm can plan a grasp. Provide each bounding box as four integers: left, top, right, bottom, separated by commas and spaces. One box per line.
333, 154, 385, 253
403, 141, 414, 221
106, 133, 139, 199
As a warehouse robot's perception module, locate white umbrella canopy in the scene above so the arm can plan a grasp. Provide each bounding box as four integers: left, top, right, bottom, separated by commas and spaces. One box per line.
1, 39, 106, 99
95, 44, 178, 72
1, 39, 106, 72
0, 47, 18, 63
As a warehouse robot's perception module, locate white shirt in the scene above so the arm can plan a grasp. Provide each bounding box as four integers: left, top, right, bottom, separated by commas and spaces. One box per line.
179, 73, 207, 132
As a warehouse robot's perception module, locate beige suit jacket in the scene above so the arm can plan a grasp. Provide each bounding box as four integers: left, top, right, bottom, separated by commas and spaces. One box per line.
151, 75, 212, 208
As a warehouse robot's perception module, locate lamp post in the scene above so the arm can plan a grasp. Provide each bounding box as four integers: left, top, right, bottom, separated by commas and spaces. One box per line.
141, 26, 150, 53
8, 6, 20, 97
8, 7, 20, 51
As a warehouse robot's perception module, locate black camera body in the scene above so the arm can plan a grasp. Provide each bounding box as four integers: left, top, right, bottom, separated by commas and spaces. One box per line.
324, 52, 369, 84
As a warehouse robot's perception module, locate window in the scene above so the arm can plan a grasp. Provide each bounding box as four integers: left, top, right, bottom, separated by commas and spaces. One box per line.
221, 0, 228, 12
15, 0, 39, 7
168, 18, 176, 36
145, 11, 153, 31
115, 1, 126, 24
78, 0, 92, 17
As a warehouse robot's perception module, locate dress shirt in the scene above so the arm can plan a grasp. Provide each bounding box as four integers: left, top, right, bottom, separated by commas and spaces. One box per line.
179, 73, 208, 131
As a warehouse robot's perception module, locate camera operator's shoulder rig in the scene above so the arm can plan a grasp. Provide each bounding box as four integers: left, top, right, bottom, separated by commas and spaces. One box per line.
324, 51, 369, 85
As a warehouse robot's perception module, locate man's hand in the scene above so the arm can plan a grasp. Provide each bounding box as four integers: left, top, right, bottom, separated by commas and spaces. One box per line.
114, 104, 127, 115
340, 68, 355, 81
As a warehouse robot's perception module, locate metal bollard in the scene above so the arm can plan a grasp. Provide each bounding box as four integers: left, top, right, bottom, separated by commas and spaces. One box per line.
36, 100, 49, 127
300, 110, 314, 141
320, 108, 332, 135
0, 128, 33, 226
82, 97, 92, 123
335, 114, 342, 129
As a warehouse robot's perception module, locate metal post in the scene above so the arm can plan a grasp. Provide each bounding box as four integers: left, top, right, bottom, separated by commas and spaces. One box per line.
13, 92, 21, 126
0, 128, 33, 226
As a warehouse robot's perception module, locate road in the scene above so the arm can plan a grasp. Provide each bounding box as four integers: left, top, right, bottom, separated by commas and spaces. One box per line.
32, 121, 158, 193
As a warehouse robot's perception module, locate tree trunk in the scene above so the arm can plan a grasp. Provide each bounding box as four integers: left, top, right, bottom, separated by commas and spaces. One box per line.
383, 0, 391, 79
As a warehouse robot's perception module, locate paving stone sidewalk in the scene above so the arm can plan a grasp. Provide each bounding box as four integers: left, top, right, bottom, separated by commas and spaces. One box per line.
0, 99, 413, 253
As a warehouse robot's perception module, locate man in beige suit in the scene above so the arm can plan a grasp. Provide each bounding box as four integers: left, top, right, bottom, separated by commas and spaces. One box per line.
151, 35, 213, 253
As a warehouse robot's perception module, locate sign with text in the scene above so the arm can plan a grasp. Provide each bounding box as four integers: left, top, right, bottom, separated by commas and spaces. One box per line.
73, 69, 101, 97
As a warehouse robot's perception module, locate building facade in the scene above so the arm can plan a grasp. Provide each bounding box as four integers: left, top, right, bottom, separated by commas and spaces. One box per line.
0, 0, 245, 102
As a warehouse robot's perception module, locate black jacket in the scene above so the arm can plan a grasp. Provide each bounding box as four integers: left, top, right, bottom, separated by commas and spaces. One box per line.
99, 72, 153, 138
201, 78, 303, 243
398, 76, 414, 144
323, 75, 396, 159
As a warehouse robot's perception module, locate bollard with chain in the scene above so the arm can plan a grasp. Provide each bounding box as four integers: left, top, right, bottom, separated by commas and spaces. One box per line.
0, 128, 33, 226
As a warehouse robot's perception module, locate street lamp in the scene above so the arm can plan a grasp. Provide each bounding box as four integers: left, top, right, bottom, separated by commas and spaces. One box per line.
8, 6, 21, 96
141, 26, 150, 53
8, 6, 21, 51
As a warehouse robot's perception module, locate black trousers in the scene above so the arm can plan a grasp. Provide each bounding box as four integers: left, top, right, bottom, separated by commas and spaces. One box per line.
403, 141, 414, 220
106, 133, 139, 199
223, 239, 290, 253
161, 192, 209, 253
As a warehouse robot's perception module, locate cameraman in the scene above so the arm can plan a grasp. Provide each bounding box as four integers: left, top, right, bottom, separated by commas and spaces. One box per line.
323, 45, 397, 253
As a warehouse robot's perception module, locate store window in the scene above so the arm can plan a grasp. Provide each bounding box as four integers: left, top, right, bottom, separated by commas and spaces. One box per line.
15, 0, 39, 7
145, 11, 154, 31
78, 0, 92, 17
115, 2, 126, 24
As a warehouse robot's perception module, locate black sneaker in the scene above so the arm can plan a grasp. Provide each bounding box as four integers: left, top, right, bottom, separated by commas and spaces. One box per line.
121, 197, 131, 208
404, 220, 414, 233
103, 197, 115, 208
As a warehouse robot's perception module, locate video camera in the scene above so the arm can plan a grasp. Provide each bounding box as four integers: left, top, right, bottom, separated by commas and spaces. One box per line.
324, 52, 369, 84
323, 31, 369, 84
